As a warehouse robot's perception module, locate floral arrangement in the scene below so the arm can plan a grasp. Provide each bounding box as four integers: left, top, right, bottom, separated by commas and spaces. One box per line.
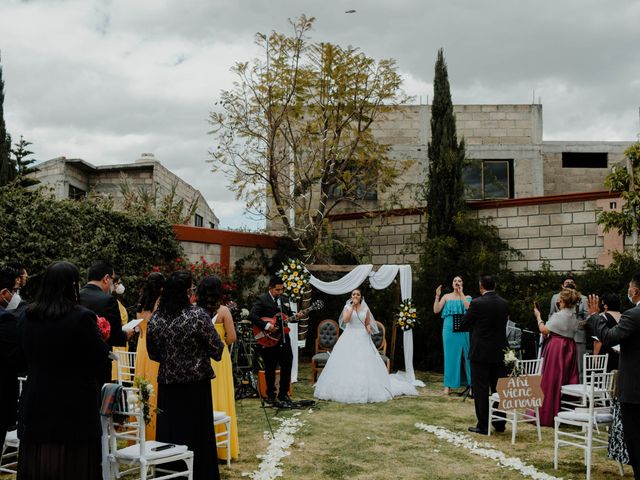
503, 349, 521, 377
396, 299, 418, 330
277, 258, 310, 302
132, 377, 156, 425
96, 316, 111, 340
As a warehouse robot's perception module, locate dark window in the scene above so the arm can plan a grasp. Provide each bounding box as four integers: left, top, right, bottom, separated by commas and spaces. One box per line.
463, 159, 513, 200
194, 214, 204, 227
209, 222, 216, 229
68, 184, 86, 201
328, 181, 377, 200
562, 152, 608, 168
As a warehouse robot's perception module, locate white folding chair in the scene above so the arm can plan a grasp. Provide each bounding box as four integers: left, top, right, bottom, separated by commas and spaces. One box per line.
213, 410, 231, 466
0, 376, 27, 474
488, 358, 543, 444
561, 354, 608, 409
114, 350, 137, 386
101, 385, 193, 480
554, 371, 616, 480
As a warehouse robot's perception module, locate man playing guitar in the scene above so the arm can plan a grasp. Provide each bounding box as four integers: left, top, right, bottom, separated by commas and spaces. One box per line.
249, 276, 294, 407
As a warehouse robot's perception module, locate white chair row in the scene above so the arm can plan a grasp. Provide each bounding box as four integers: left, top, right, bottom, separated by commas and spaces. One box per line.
560, 353, 609, 409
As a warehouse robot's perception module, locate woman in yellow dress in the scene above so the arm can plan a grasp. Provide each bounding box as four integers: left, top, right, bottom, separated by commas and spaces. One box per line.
133, 272, 164, 440
197, 275, 239, 461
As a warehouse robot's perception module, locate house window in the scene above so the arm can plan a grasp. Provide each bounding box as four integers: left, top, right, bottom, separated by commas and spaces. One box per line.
328, 181, 377, 200
562, 152, 608, 168
68, 184, 86, 201
463, 159, 513, 200
209, 222, 216, 229
194, 214, 204, 227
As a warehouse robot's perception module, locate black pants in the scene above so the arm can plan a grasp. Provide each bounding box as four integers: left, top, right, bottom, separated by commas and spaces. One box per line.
621, 402, 640, 479
260, 342, 293, 399
471, 360, 506, 432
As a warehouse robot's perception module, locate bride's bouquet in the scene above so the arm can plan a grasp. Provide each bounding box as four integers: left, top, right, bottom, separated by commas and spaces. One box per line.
278, 258, 310, 303
396, 299, 418, 331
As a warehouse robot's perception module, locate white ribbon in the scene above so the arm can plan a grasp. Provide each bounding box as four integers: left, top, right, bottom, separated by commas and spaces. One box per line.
309, 264, 373, 294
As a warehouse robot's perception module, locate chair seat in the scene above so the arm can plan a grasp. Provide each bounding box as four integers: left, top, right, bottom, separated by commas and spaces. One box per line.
561, 384, 607, 397
214, 411, 230, 424
4, 430, 18, 448
380, 354, 389, 364
312, 352, 330, 366
114, 440, 188, 461
556, 411, 613, 423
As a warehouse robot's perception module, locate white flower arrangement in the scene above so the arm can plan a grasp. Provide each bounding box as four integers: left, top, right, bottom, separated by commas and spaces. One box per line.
133, 377, 157, 425
503, 349, 521, 377
396, 299, 418, 331
242, 414, 305, 480
415, 423, 561, 480
277, 259, 310, 302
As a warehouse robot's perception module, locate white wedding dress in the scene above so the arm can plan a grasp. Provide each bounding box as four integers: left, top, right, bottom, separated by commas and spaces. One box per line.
313, 306, 418, 403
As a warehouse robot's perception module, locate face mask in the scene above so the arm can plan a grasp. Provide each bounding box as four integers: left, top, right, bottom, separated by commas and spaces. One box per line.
6, 291, 21, 310
115, 284, 125, 295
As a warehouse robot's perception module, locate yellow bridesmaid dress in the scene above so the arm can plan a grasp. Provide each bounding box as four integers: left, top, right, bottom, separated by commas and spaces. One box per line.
134, 311, 160, 441
111, 299, 130, 380
210, 320, 239, 460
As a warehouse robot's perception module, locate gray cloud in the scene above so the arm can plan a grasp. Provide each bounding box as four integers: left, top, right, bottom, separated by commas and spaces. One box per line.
1, 0, 639, 229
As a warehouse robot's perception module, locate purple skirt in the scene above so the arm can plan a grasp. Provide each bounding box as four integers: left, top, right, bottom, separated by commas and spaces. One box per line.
539, 333, 579, 426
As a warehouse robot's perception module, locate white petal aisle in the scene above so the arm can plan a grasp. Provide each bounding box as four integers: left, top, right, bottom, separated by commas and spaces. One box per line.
415, 423, 562, 480
242, 413, 306, 480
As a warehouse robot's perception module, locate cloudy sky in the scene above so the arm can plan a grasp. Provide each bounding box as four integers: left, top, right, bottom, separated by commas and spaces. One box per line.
1, 0, 639, 229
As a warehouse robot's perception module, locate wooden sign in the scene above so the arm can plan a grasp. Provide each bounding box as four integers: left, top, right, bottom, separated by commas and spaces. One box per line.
496, 375, 544, 410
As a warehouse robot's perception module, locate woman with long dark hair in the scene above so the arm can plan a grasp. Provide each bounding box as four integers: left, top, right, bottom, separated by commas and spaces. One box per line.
133, 271, 165, 440
17, 261, 110, 479
147, 271, 224, 479
196, 275, 239, 461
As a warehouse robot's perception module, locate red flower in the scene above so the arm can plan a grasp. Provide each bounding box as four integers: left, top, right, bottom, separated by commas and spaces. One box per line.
96, 316, 111, 341
151, 266, 160, 272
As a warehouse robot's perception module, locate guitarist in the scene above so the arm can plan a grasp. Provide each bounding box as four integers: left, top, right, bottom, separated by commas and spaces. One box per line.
249, 276, 294, 407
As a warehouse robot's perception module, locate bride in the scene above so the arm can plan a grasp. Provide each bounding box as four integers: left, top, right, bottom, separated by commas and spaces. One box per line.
313, 288, 418, 403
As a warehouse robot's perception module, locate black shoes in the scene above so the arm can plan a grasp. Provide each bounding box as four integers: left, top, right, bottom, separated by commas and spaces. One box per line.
468, 426, 489, 435
266, 395, 276, 405
277, 395, 293, 408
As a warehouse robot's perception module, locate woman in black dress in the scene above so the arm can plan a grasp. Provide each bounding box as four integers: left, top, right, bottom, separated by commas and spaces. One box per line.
147, 270, 225, 480
17, 261, 110, 479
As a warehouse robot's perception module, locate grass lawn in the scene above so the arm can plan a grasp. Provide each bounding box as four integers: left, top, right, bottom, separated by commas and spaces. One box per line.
1, 365, 629, 479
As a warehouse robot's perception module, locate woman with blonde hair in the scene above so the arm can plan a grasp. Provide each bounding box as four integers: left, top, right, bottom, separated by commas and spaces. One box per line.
534, 287, 580, 426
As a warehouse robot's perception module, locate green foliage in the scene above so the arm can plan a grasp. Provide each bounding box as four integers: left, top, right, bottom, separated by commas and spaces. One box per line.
598, 142, 640, 240
414, 215, 516, 370
425, 49, 466, 238
209, 15, 411, 261
0, 184, 183, 305
0, 54, 15, 187
11, 135, 39, 188
119, 173, 198, 225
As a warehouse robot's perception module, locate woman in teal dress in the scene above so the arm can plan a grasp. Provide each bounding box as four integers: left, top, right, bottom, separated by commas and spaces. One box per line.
433, 276, 472, 395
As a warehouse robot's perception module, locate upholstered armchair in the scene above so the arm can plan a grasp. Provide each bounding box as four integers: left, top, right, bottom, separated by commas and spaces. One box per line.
311, 319, 340, 383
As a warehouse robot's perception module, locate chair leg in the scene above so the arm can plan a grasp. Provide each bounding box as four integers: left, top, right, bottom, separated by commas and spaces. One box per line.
511, 412, 516, 445
187, 455, 194, 480
226, 420, 231, 466
618, 461, 624, 476
534, 407, 542, 441
487, 401, 492, 438
553, 420, 559, 470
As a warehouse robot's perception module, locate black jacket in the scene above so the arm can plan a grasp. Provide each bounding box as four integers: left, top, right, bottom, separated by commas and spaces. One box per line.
17, 305, 110, 441
0, 308, 26, 430
462, 291, 510, 363
588, 304, 640, 404
79, 283, 126, 347
249, 293, 293, 343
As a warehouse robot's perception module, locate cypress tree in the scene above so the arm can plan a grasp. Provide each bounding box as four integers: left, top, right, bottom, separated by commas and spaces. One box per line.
12, 135, 39, 187
426, 49, 466, 238
0, 52, 15, 186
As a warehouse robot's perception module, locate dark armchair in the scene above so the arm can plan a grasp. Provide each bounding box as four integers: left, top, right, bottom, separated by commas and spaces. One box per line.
311, 319, 340, 383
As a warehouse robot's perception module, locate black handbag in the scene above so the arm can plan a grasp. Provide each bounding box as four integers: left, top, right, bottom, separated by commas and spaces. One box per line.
452, 313, 469, 333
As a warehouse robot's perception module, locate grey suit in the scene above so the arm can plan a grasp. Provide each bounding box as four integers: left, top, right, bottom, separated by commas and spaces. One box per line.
588, 304, 640, 478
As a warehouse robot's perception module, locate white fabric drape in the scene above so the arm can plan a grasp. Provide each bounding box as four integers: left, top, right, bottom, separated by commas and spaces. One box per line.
288, 301, 299, 383
308, 264, 423, 387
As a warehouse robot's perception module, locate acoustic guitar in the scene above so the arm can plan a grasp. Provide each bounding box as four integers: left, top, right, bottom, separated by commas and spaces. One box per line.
253, 299, 324, 347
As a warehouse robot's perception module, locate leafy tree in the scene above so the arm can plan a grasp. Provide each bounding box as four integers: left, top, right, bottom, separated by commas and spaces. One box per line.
0, 53, 15, 187
209, 15, 410, 262
598, 142, 640, 256
0, 184, 183, 304
11, 135, 39, 187
425, 49, 466, 238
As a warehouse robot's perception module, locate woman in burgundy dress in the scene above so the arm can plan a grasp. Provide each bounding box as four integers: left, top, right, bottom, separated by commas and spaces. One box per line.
534, 288, 580, 426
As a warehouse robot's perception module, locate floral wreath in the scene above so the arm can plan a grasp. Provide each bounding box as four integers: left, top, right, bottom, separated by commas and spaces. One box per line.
277, 258, 310, 302
396, 299, 418, 331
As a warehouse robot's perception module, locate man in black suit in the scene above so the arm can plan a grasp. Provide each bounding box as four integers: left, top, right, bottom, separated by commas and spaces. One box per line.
587, 273, 640, 480
462, 274, 509, 435
249, 276, 294, 407
79, 261, 130, 349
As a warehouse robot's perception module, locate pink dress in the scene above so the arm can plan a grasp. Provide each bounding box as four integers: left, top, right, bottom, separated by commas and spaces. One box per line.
539, 332, 579, 426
